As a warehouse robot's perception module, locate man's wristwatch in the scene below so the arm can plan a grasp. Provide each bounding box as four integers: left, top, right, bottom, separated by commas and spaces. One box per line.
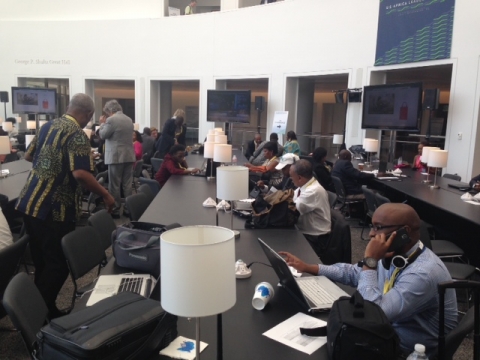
359, 257, 378, 269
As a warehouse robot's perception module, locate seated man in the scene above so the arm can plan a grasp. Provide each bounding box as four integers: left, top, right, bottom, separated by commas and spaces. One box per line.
245, 133, 262, 159
154, 144, 199, 188
289, 159, 331, 255
257, 153, 298, 192
249, 132, 284, 165
280, 203, 458, 357
332, 149, 375, 197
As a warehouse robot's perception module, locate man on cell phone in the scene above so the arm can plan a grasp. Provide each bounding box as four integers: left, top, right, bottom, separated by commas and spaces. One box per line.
280, 203, 457, 357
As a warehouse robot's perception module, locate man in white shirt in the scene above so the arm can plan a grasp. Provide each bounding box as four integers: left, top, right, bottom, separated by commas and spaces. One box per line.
0, 206, 13, 250
289, 159, 331, 255
185, 0, 197, 15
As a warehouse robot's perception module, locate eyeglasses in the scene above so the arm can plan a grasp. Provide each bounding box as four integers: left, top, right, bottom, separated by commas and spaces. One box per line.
369, 224, 405, 232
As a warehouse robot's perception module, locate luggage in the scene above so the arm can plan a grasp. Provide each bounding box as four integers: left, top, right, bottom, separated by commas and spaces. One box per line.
37, 292, 177, 360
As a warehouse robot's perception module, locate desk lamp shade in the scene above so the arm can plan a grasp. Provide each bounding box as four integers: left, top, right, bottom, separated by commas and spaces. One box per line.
420, 147, 440, 163
362, 138, 372, 148
204, 142, 215, 158
215, 134, 227, 144
215, 127, 223, 132
207, 134, 216, 143
333, 134, 344, 145
216, 166, 248, 200
214, 144, 232, 163
160, 226, 236, 317
25, 135, 35, 148
27, 121, 36, 130
208, 129, 216, 135
83, 129, 92, 138
2, 122, 12, 132
428, 150, 448, 168
16, 116, 21, 124
0, 136, 10, 155
39, 120, 47, 128
363, 139, 378, 152
133, 123, 139, 131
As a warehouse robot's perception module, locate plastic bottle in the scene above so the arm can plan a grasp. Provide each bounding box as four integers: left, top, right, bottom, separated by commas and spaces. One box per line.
406, 344, 428, 360
232, 155, 237, 165
398, 156, 403, 165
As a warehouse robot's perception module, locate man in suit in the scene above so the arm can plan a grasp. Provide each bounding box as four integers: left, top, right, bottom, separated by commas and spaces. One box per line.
332, 149, 375, 197
99, 100, 136, 218
142, 127, 155, 158
245, 133, 262, 159
249, 132, 284, 165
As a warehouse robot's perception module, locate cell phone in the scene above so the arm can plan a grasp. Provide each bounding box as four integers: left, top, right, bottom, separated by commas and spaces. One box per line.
387, 227, 410, 252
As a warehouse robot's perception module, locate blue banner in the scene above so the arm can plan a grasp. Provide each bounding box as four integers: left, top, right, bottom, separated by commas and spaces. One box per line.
375, 0, 455, 66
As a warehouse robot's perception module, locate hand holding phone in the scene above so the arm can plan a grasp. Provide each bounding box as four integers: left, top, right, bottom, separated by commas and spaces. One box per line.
387, 227, 411, 253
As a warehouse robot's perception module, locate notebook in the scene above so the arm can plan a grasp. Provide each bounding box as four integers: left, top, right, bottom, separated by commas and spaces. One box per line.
86, 274, 157, 306
258, 238, 349, 312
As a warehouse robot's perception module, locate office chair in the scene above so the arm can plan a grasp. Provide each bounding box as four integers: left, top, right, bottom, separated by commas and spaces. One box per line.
125, 193, 150, 221
326, 190, 337, 209
318, 209, 351, 265
443, 173, 462, 182
81, 177, 105, 218
361, 188, 377, 240
137, 183, 155, 204
139, 177, 161, 197
150, 158, 163, 176
331, 176, 364, 218
3, 273, 49, 357
374, 192, 390, 207
141, 169, 151, 179
61, 227, 105, 312
87, 209, 117, 253
132, 160, 144, 191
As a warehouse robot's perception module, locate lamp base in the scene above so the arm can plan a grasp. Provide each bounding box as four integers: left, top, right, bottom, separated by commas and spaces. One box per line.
422, 179, 432, 184
234, 230, 240, 239
207, 176, 216, 181
429, 185, 440, 189
0, 169, 9, 178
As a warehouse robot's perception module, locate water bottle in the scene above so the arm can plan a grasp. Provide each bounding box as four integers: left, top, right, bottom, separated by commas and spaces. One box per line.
398, 156, 403, 165
406, 344, 428, 360
232, 155, 237, 165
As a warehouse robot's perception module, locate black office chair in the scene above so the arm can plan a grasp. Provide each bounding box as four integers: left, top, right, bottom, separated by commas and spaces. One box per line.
141, 169, 151, 179
87, 209, 117, 253
153, 151, 161, 159
81, 177, 105, 218
331, 176, 364, 218
361, 188, 377, 240
3, 273, 49, 357
125, 193, 150, 221
318, 209, 351, 265
443, 173, 462, 181
326, 191, 337, 209
137, 184, 154, 205
150, 158, 163, 176
374, 192, 390, 207
61, 227, 105, 312
132, 160, 144, 191
139, 177, 161, 197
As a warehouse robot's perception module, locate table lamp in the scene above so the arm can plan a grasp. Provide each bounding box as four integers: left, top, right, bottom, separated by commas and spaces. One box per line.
420, 146, 440, 184
15, 116, 21, 124
214, 144, 232, 165
161, 226, 236, 360
207, 134, 216, 142
27, 120, 36, 134
0, 136, 11, 177
25, 135, 35, 149
428, 150, 448, 189
204, 141, 216, 180
333, 134, 343, 157
133, 123, 140, 131
83, 128, 92, 138
215, 134, 228, 144
363, 138, 378, 166
216, 166, 248, 239
2, 121, 12, 134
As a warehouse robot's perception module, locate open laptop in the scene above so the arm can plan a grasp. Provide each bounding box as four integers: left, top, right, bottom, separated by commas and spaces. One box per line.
258, 238, 349, 312
86, 274, 157, 306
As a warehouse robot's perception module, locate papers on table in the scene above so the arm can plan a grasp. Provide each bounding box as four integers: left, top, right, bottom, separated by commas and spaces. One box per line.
263, 312, 327, 355
159, 336, 208, 360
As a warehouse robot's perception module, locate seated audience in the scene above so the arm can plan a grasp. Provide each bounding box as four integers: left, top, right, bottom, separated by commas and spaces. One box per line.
244, 142, 282, 187
280, 203, 458, 357
412, 140, 429, 171
154, 144, 199, 188
155, 114, 184, 158
283, 130, 301, 156
142, 127, 155, 158
133, 130, 143, 161
0, 206, 13, 250
257, 153, 298, 192
289, 159, 331, 255
332, 149, 375, 197
312, 147, 335, 192
245, 133, 262, 159
249, 132, 283, 165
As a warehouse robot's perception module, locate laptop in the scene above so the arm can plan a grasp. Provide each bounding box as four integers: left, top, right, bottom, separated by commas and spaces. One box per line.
191, 159, 208, 177
86, 274, 157, 306
447, 182, 472, 191
257, 238, 349, 312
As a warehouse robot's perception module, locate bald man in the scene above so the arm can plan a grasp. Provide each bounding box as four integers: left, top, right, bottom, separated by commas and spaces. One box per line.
280, 203, 457, 357
245, 133, 262, 159
332, 149, 375, 196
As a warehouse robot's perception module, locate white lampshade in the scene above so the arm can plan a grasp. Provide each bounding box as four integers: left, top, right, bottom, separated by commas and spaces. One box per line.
364, 139, 379, 152
0, 118, 3, 123
133, 123, 140, 131
25, 135, 35, 148
215, 127, 223, 132
214, 144, 232, 163
207, 134, 216, 143
39, 120, 47, 128
420, 147, 440, 163
208, 129, 216, 135
428, 150, 448, 168
204, 141, 215, 158
15, 116, 22, 124
0, 137, 10, 155
363, 138, 372, 148
333, 134, 343, 145
27, 121, 36, 130
2, 122, 12, 132
216, 166, 249, 200
215, 130, 225, 136
38, 114, 47, 120
161, 226, 236, 317
83, 128, 92, 138
215, 134, 228, 144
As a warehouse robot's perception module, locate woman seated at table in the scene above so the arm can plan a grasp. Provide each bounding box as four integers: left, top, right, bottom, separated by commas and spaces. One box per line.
283, 130, 301, 156
244, 141, 283, 188
312, 146, 335, 192
412, 140, 429, 171
133, 130, 143, 161
154, 144, 200, 188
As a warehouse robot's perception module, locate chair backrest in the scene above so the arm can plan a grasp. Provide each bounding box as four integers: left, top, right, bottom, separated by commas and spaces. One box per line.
322, 209, 351, 265
150, 158, 163, 176
419, 220, 433, 250
137, 184, 154, 204
96, 170, 108, 183
443, 173, 461, 181
125, 193, 150, 221
142, 152, 151, 165
439, 305, 475, 360
374, 193, 391, 207
85, 177, 104, 214
141, 169, 151, 179
0, 234, 29, 299
153, 151, 161, 159
133, 160, 144, 178
139, 177, 161, 197
3, 273, 48, 355
331, 176, 347, 201
87, 209, 117, 252
326, 190, 337, 209
362, 187, 377, 216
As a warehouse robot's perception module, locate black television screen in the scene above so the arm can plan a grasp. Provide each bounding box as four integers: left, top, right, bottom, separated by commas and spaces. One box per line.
361, 82, 422, 131
11, 87, 57, 115
207, 90, 251, 123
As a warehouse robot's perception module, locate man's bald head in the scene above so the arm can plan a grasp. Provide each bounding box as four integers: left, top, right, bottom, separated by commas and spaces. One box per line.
67, 93, 95, 128
372, 203, 421, 246
338, 149, 352, 161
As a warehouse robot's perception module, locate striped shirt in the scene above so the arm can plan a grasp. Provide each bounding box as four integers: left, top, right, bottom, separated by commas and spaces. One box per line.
16, 115, 93, 222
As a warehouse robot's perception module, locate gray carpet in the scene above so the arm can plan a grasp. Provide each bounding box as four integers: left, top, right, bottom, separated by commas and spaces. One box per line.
0, 216, 474, 359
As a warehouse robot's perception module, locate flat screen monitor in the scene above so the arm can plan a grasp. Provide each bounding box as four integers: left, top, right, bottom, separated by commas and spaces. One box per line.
11, 87, 57, 115
207, 90, 251, 123
361, 82, 422, 132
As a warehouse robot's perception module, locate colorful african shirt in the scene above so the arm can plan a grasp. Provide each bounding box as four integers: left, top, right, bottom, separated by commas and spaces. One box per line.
16, 115, 93, 222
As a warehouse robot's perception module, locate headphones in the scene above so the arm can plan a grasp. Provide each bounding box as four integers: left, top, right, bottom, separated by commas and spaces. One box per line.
389, 241, 424, 270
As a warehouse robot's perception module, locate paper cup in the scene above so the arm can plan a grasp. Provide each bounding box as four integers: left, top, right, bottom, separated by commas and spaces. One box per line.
358, 163, 364, 171
252, 282, 274, 310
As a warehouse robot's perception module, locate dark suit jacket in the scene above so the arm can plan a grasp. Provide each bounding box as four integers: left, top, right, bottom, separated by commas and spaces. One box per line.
313, 162, 335, 193
332, 159, 375, 195
470, 174, 480, 188
245, 140, 257, 159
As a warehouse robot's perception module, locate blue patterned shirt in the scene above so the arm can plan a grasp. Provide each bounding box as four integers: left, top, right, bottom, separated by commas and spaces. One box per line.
16, 115, 93, 222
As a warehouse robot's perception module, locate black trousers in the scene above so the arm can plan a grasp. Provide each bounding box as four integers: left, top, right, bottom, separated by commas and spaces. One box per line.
303, 233, 330, 258
23, 214, 76, 312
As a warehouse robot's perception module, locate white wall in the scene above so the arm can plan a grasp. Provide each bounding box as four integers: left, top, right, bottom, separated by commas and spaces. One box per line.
0, 0, 479, 180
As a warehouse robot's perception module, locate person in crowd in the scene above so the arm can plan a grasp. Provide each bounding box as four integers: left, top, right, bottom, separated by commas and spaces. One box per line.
0, 206, 13, 251
142, 127, 155, 158
244, 141, 283, 187
288, 159, 331, 255
154, 144, 200, 188
99, 99, 136, 218
279, 203, 458, 357
312, 147, 335, 193
469, 174, 480, 190
412, 139, 429, 171
185, 0, 197, 15
5, 117, 18, 136
16, 93, 115, 318
332, 149, 375, 197
151, 127, 159, 141
155, 112, 185, 158
283, 130, 301, 155
257, 153, 298, 192
133, 130, 143, 161
173, 109, 187, 146
245, 133, 262, 159
249, 132, 283, 165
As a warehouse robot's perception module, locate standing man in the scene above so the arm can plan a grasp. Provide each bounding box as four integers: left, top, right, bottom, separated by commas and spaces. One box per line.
99, 100, 136, 218
289, 159, 331, 255
142, 127, 155, 159
185, 0, 197, 15
16, 93, 115, 318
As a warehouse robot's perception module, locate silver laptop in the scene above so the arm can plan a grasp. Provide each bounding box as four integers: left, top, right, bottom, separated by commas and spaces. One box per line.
86, 274, 157, 306
258, 238, 349, 312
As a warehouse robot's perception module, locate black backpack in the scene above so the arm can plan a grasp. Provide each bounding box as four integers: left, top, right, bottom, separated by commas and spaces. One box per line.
300, 291, 399, 360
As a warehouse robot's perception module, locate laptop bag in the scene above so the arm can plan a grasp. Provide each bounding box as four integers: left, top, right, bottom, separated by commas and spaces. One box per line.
37, 292, 177, 360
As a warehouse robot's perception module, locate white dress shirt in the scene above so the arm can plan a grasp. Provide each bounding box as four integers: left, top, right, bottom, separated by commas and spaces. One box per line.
0, 207, 13, 250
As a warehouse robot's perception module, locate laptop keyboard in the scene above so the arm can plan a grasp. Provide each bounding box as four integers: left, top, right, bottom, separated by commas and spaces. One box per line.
118, 277, 144, 294
297, 279, 337, 306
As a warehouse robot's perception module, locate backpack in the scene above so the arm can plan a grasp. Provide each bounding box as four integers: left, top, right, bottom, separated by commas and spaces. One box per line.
300, 291, 399, 360
245, 189, 299, 229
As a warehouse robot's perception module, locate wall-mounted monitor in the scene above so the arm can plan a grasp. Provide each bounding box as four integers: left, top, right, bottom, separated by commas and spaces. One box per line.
11, 87, 57, 115
206, 90, 251, 123
361, 82, 422, 132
